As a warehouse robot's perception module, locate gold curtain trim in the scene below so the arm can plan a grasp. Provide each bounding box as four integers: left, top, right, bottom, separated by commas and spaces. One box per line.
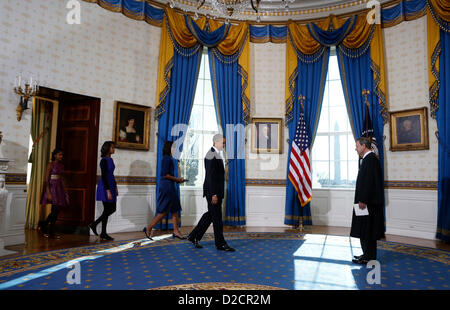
428, 0, 450, 26
427, 8, 441, 120
155, 14, 174, 120
209, 20, 250, 56
285, 215, 313, 221
249, 36, 287, 44
165, 6, 206, 48
287, 20, 328, 55
223, 216, 246, 222
284, 67, 298, 125
436, 227, 450, 237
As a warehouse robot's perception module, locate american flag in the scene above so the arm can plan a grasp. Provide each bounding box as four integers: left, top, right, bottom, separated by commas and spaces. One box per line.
288, 109, 312, 206
361, 101, 378, 158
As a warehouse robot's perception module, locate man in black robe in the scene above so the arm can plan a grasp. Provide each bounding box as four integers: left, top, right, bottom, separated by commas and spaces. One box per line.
351, 137, 384, 264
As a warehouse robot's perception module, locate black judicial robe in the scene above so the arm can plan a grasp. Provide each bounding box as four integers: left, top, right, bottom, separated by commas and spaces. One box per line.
350, 152, 385, 241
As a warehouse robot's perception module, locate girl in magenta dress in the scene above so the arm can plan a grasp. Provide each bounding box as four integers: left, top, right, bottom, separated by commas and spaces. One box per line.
39, 148, 69, 238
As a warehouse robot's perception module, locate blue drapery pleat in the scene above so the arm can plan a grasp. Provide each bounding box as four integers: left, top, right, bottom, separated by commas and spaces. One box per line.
284, 51, 330, 227
437, 30, 450, 242
336, 47, 386, 232
381, 0, 427, 25
184, 16, 230, 47
249, 25, 287, 43
307, 16, 356, 46
208, 49, 246, 226
155, 48, 202, 230
88, 0, 164, 24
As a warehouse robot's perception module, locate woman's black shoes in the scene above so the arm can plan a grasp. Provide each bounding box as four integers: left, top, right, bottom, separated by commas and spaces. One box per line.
143, 227, 153, 240
100, 234, 114, 241
89, 222, 98, 236
172, 233, 187, 240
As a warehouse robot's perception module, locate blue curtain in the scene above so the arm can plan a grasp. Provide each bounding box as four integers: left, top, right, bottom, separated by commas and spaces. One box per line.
307, 16, 356, 46
337, 47, 386, 233
249, 25, 287, 43
437, 30, 450, 242
285, 51, 330, 226
155, 48, 202, 230
208, 49, 246, 226
85, 0, 164, 25
381, 0, 427, 26
185, 16, 230, 47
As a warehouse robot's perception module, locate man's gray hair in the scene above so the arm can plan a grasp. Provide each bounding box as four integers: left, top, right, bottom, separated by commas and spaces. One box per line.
356, 136, 372, 149
213, 134, 224, 143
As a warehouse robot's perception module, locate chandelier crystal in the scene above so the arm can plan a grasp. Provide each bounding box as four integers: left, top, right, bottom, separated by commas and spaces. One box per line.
210, 0, 255, 18
183, 0, 297, 21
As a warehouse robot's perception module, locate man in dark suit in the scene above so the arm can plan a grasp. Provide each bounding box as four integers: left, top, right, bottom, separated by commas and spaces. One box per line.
351, 137, 384, 265
188, 134, 235, 252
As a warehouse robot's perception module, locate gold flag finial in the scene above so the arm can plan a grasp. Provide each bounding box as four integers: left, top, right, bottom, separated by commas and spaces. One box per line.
298, 95, 305, 111
362, 89, 370, 108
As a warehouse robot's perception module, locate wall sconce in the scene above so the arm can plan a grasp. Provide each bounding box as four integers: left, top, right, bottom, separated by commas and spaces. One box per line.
13, 74, 39, 121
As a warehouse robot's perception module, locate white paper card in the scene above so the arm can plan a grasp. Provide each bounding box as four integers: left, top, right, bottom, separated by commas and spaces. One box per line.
354, 204, 369, 216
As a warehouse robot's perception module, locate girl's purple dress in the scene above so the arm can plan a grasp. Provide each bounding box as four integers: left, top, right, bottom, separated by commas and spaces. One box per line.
41, 161, 69, 207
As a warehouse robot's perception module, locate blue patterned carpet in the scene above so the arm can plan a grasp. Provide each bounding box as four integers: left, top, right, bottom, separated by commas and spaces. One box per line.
0, 232, 449, 290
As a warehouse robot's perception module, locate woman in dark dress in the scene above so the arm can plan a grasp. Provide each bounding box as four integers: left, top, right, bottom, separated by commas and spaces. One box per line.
39, 149, 69, 238
119, 118, 140, 143
89, 141, 117, 241
143, 141, 186, 240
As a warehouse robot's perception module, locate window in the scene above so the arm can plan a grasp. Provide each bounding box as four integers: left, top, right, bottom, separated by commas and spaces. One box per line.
311, 50, 358, 188
179, 48, 220, 187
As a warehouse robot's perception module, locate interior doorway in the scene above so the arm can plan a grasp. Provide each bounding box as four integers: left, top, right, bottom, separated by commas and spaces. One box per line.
34, 87, 101, 234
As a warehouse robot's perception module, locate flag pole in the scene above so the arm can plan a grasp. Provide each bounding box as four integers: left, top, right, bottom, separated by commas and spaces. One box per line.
297, 94, 306, 233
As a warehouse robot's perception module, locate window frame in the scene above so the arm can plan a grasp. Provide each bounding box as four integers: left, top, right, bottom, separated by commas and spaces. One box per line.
311, 48, 357, 189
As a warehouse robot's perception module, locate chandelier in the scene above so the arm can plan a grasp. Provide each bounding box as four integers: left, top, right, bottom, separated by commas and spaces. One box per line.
209, 0, 259, 17
190, 0, 295, 21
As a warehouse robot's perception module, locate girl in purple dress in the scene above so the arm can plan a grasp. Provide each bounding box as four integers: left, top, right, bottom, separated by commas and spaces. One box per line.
39, 149, 69, 238
89, 141, 117, 241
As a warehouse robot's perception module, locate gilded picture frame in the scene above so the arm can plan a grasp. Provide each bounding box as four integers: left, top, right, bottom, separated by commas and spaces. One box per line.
389, 107, 429, 152
251, 118, 283, 154
113, 101, 151, 151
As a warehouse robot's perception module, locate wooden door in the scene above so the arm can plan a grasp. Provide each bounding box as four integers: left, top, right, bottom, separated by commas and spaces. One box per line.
56, 98, 100, 231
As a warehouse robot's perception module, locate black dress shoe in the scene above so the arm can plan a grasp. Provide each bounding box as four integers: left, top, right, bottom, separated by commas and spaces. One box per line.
352, 257, 369, 265
353, 254, 363, 260
217, 245, 235, 252
188, 236, 203, 248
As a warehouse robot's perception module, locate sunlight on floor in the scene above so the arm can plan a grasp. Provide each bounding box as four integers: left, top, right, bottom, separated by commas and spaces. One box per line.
293, 234, 364, 290
0, 235, 173, 290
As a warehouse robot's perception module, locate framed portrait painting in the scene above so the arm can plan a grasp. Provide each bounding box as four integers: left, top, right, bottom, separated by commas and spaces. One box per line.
251, 118, 283, 154
113, 101, 151, 151
389, 107, 429, 151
